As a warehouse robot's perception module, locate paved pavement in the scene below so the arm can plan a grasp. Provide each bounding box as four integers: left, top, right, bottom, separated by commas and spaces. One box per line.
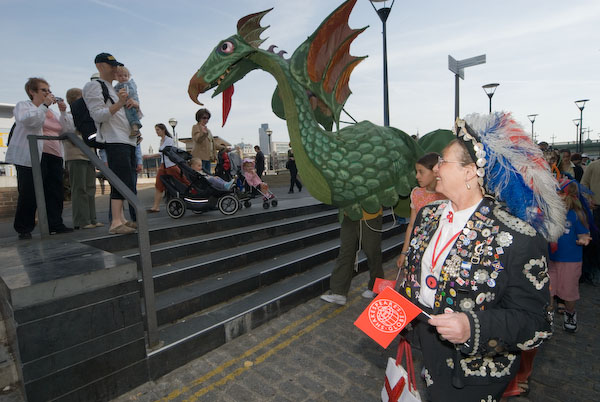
1, 181, 599, 401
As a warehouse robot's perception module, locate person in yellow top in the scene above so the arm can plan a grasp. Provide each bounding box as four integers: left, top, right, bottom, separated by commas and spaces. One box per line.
320, 208, 384, 305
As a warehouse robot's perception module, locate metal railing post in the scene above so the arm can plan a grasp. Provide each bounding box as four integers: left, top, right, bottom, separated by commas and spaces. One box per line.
27, 136, 50, 237
26, 132, 159, 348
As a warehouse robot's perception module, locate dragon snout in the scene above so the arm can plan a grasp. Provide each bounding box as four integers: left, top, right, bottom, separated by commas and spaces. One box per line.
188, 73, 208, 105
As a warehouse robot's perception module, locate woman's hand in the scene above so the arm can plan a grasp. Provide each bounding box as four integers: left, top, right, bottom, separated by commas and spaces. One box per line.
396, 253, 406, 268
428, 312, 471, 344
43, 93, 54, 107
57, 99, 67, 112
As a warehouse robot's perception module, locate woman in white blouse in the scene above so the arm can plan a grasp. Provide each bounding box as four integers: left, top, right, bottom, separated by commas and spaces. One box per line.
6, 77, 73, 240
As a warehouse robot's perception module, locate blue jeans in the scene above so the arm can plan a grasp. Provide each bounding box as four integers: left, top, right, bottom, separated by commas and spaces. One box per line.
202, 160, 211, 174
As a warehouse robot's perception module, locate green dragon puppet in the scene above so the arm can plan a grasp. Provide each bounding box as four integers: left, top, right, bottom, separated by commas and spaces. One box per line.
188, 0, 444, 221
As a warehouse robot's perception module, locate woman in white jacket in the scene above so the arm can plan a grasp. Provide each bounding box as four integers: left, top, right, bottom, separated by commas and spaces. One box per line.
6, 77, 74, 239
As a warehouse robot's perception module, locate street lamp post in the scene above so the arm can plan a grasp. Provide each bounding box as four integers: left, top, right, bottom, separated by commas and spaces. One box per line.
168, 118, 178, 144
575, 99, 589, 153
573, 118, 580, 151
369, 0, 395, 127
265, 128, 272, 173
527, 114, 538, 142
482, 83, 499, 113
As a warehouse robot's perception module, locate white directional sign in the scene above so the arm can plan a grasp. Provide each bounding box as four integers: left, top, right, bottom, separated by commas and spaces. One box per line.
448, 54, 486, 79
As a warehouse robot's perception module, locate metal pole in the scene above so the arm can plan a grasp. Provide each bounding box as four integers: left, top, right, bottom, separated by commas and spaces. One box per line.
382, 18, 390, 126
531, 121, 534, 142
488, 96, 492, 114
27, 135, 50, 237
579, 108, 584, 153
454, 74, 460, 119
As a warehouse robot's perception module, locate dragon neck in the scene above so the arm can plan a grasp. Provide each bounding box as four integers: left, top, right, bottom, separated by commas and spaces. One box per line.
249, 51, 332, 204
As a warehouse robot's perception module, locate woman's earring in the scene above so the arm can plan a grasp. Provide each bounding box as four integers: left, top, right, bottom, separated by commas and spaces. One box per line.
466, 182, 471, 190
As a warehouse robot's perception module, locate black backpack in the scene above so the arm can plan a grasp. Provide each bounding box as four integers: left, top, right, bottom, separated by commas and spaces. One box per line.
72, 80, 114, 149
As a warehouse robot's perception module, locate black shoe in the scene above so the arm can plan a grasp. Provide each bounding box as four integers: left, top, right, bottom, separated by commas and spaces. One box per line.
298, 186, 302, 192
288, 190, 294, 194
18, 232, 32, 240
50, 226, 74, 235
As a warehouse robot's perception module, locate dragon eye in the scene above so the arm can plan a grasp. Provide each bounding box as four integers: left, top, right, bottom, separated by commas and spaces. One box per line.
219, 41, 235, 54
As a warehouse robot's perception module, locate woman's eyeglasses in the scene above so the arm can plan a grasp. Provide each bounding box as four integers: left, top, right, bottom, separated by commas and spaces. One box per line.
438, 156, 463, 166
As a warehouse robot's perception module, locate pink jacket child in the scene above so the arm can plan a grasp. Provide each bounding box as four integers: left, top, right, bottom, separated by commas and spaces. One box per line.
243, 158, 272, 197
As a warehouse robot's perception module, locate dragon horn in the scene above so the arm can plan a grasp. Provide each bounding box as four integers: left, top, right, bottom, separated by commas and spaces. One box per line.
237, 8, 272, 48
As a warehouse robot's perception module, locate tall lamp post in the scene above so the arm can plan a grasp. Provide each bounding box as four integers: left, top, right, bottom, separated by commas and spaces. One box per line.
482, 83, 499, 113
527, 114, 538, 142
369, 0, 396, 127
265, 128, 273, 173
575, 99, 589, 153
573, 118, 580, 151
168, 118, 178, 144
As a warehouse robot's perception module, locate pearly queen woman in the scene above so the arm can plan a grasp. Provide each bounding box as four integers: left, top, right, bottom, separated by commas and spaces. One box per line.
399, 112, 565, 402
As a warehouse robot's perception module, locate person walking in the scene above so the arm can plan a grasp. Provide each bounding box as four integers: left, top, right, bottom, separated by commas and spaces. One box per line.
148, 124, 189, 212
286, 144, 302, 193
254, 145, 265, 178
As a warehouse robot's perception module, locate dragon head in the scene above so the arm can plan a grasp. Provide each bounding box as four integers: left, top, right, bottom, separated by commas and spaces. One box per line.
188, 9, 272, 105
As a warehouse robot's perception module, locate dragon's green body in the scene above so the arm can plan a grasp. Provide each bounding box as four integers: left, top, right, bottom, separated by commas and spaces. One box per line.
188, 0, 429, 220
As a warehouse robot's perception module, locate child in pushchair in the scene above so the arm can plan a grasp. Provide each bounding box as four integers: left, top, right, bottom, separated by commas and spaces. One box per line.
241, 158, 278, 209
160, 146, 242, 218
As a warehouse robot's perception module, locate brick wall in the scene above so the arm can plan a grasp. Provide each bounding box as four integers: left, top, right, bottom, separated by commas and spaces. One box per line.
0, 187, 18, 219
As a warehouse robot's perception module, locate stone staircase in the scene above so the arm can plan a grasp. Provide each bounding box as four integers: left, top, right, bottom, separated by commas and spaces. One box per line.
80, 202, 407, 379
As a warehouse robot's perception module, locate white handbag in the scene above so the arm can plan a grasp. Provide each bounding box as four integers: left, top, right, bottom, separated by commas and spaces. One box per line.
381, 337, 421, 402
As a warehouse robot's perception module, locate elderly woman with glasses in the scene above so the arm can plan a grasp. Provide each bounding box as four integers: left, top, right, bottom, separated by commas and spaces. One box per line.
5, 77, 74, 240
399, 113, 565, 401
191, 108, 215, 173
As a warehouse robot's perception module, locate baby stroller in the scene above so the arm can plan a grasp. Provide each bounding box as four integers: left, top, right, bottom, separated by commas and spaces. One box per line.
160, 146, 243, 218
241, 158, 278, 209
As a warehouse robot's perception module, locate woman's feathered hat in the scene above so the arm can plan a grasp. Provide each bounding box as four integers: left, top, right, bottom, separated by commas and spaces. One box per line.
454, 112, 565, 241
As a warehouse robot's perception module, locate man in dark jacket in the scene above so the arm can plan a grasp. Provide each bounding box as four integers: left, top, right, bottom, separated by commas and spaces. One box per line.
254, 145, 265, 178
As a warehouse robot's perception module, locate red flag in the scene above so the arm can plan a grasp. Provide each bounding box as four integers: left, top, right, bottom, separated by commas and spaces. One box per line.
222, 85, 234, 127
373, 278, 397, 294
354, 287, 424, 348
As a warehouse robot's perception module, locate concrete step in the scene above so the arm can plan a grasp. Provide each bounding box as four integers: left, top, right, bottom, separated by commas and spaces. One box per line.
120, 208, 339, 267
82, 202, 334, 253
153, 221, 404, 326
146, 235, 404, 379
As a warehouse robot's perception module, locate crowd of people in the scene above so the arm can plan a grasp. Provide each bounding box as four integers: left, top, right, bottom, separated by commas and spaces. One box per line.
6, 52, 303, 238
318, 113, 598, 401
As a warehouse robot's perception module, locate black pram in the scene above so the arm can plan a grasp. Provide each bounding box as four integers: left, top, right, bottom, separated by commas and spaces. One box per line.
160, 146, 247, 218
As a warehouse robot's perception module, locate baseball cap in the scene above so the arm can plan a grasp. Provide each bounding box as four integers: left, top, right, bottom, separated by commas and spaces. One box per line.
94, 53, 124, 66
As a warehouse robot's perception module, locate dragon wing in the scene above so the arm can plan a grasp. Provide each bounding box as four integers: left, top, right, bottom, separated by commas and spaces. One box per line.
289, 0, 366, 130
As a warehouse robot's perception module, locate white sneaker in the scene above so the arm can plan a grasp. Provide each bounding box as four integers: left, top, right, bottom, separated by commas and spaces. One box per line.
320, 293, 347, 305
361, 289, 376, 299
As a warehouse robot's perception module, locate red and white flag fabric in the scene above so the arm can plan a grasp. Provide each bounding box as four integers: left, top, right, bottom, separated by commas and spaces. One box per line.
373, 278, 397, 294
354, 287, 424, 348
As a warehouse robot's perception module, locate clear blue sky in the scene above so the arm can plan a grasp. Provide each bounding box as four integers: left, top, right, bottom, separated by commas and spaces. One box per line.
2, 0, 599, 155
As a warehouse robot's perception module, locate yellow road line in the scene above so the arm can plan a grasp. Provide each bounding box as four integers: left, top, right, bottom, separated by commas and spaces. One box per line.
157, 283, 366, 402
183, 294, 361, 402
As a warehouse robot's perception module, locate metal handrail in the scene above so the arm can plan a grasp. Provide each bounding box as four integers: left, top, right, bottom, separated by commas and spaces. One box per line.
27, 132, 159, 348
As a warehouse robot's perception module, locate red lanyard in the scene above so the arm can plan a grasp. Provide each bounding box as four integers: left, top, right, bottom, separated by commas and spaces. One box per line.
431, 227, 461, 270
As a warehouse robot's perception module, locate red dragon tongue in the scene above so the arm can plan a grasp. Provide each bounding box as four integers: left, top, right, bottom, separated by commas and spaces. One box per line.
222, 85, 235, 127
